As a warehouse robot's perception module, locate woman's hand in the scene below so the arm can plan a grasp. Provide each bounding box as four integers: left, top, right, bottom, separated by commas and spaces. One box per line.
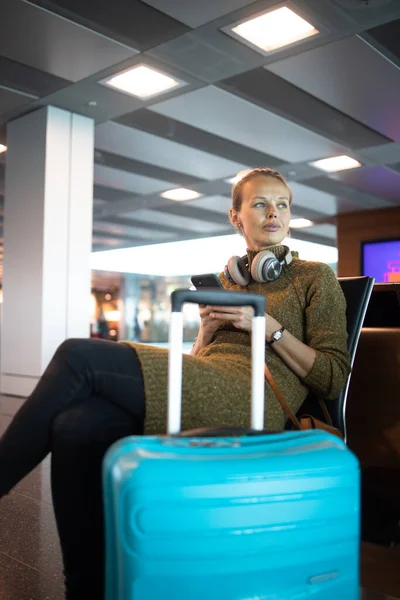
198, 305, 222, 338
207, 305, 254, 331
191, 304, 256, 356
208, 307, 283, 339
190, 305, 221, 356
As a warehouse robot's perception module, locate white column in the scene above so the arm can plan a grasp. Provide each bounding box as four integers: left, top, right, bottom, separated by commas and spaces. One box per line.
1, 106, 94, 396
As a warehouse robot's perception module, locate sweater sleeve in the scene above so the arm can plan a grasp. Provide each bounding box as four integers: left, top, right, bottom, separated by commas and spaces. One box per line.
301, 264, 351, 399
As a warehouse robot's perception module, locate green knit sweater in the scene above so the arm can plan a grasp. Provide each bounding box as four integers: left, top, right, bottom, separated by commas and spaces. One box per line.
126, 245, 351, 434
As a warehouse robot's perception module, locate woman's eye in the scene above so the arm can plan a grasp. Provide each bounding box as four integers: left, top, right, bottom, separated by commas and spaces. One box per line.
254, 202, 265, 208
278, 202, 288, 209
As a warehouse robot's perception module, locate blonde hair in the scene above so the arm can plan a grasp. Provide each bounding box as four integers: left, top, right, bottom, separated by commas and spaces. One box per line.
231, 167, 292, 213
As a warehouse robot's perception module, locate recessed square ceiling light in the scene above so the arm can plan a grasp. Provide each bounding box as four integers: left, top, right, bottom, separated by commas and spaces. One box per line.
310, 155, 362, 173
104, 65, 180, 99
161, 188, 202, 202
290, 218, 314, 228
0, 144, 7, 154
230, 6, 319, 53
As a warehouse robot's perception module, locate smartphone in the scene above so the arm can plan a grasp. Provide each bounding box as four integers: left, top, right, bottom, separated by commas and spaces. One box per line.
191, 273, 223, 290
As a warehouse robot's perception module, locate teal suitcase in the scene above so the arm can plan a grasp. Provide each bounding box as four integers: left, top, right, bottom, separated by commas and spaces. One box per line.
103, 289, 360, 600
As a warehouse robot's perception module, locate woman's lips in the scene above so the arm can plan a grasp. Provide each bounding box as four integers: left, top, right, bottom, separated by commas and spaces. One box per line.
263, 224, 280, 231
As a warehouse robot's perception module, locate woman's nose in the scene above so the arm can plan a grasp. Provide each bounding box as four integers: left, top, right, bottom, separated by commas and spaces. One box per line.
266, 204, 278, 218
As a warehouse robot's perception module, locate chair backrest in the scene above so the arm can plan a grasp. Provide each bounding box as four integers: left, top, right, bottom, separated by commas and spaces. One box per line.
298, 276, 374, 441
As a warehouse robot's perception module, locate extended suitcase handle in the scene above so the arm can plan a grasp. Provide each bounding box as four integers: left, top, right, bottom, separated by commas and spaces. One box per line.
171, 289, 266, 316
168, 289, 266, 435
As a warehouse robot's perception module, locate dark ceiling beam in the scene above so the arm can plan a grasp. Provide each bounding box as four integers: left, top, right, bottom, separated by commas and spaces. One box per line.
94, 149, 204, 187
95, 214, 190, 237
92, 230, 147, 245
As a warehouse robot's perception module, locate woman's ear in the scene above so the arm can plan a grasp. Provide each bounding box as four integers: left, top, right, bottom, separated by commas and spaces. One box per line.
229, 208, 239, 228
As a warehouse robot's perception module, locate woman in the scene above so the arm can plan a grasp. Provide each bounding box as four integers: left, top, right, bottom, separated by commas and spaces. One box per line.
0, 168, 350, 599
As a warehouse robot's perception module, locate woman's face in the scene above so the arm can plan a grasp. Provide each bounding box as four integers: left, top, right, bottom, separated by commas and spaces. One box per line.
230, 176, 292, 251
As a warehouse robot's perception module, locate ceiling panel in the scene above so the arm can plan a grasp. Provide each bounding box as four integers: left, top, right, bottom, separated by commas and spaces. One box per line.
359, 141, 400, 165
332, 0, 400, 26
93, 221, 176, 241
331, 166, 400, 204
150, 86, 347, 163
187, 195, 232, 215
29, 0, 191, 51
0, 0, 137, 83
141, 0, 258, 28
267, 35, 400, 141
366, 18, 400, 61
305, 176, 394, 210
220, 67, 389, 149
93, 165, 174, 195
146, 27, 266, 85
121, 208, 230, 233
0, 87, 36, 116
157, 203, 229, 225
116, 109, 281, 168
95, 121, 249, 181
289, 182, 344, 216
304, 223, 336, 239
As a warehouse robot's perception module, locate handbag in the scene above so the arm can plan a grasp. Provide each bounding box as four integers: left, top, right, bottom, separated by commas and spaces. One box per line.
264, 364, 344, 440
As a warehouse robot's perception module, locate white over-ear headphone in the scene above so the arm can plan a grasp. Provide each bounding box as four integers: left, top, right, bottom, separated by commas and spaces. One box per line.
224, 246, 293, 286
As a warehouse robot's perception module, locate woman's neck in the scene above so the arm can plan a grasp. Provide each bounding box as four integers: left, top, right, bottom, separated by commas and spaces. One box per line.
246, 243, 285, 252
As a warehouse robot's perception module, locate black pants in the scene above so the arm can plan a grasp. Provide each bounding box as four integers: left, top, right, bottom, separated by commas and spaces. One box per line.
0, 338, 146, 599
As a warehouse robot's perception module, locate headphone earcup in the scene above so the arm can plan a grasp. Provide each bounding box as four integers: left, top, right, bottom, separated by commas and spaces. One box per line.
251, 251, 282, 282
225, 256, 250, 286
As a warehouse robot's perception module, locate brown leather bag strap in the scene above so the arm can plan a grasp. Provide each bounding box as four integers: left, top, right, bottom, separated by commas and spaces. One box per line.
264, 364, 302, 430
264, 364, 336, 432
318, 398, 333, 427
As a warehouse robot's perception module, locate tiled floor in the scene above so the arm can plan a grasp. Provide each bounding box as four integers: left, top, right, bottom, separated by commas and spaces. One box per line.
0, 394, 64, 599
0, 394, 399, 600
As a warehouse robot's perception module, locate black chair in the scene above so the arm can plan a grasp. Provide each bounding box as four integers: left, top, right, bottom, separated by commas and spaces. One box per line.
297, 276, 375, 441
297, 276, 400, 547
